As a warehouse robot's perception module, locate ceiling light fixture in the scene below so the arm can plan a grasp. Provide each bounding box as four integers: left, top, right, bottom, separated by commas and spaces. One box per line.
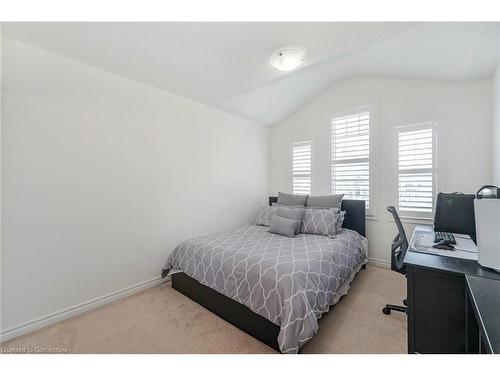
270, 49, 304, 72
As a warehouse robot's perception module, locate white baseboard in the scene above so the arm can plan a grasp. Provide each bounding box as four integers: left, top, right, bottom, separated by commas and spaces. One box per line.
368, 257, 391, 269
0, 276, 165, 343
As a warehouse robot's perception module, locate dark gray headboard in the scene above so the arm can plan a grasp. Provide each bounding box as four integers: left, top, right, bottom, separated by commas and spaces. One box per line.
268, 197, 366, 237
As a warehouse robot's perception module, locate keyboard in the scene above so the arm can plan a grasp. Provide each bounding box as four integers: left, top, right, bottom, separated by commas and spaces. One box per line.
434, 231, 456, 245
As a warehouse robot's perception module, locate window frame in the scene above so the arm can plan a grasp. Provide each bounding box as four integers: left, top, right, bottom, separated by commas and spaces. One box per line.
330, 105, 376, 216
292, 140, 313, 195
393, 120, 439, 220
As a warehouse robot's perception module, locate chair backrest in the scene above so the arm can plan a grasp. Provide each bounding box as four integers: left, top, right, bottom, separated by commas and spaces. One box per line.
387, 206, 408, 274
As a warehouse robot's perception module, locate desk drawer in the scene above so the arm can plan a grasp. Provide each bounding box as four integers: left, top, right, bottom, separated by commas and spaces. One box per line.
407, 266, 466, 353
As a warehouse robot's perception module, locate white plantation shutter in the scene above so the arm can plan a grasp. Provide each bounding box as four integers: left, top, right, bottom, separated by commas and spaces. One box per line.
293, 141, 312, 194
397, 124, 436, 216
331, 110, 370, 209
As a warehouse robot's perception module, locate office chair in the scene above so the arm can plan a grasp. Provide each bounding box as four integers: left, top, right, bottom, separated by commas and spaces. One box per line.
382, 206, 408, 315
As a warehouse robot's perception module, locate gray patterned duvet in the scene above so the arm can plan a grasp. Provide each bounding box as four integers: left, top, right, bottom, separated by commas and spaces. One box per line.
162, 224, 367, 353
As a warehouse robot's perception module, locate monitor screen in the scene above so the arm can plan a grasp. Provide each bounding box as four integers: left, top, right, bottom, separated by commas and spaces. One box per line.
434, 193, 476, 242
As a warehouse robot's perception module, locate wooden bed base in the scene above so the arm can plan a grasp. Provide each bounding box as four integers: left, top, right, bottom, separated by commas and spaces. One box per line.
169, 197, 367, 353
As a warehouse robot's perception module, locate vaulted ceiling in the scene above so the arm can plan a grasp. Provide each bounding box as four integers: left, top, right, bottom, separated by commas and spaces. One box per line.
3, 22, 499, 125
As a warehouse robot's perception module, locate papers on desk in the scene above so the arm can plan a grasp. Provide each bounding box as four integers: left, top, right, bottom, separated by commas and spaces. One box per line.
411, 229, 478, 261
453, 234, 479, 254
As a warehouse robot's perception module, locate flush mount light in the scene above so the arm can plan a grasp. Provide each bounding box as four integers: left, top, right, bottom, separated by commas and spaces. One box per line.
270, 49, 304, 72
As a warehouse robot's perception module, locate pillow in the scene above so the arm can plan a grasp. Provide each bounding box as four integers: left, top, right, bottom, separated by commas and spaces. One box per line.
269, 215, 300, 238
255, 206, 276, 227
306, 194, 344, 210
272, 202, 304, 208
300, 208, 337, 236
277, 192, 308, 207
335, 210, 346, 234
275, 206, 305, 234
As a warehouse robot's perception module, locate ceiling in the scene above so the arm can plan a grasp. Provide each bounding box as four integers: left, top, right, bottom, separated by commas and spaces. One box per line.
3, 22, 500, 125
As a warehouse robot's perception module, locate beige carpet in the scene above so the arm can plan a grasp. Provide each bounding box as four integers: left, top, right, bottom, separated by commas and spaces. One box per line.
2, 265, 407, 354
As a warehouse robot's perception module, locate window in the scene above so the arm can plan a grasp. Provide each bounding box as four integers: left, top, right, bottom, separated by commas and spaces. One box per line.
292, 141, 312, 194
397, 122, 437, 217
331, 109, 371, 210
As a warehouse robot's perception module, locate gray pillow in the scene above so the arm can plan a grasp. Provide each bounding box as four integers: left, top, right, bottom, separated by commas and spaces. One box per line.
255, 206, 276, 227
299, 208, 337, 236
275, 206, 305, 234
269, 215, 300, 238
277, 192, 308, 207
272, 202, 304, 208
335, 210, 346, 234
306, 194, 344, 210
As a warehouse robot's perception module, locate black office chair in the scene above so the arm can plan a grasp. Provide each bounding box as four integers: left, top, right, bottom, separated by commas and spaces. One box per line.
382, 206, 408, 315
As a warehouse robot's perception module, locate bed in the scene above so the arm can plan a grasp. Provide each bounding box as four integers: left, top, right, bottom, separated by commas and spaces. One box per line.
161, 197, 367, 353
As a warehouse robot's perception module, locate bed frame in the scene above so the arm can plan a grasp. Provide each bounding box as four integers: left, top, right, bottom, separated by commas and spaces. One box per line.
170, 197, 366, 352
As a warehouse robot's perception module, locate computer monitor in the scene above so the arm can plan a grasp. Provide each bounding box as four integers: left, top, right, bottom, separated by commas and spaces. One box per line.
434, 193, 476, 241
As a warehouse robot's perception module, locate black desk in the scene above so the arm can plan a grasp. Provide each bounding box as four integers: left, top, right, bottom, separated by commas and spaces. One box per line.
404, 236, 500, 354
466, 275, 500, 354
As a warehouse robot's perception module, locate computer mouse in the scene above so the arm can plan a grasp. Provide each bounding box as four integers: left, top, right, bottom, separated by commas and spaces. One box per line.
433, 242, 455, 250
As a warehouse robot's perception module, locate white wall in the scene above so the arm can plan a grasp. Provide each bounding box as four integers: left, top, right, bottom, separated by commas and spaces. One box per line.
0, 27, 3, 339
269, 76, 492, 265
1, 37, 268, 337
493, 63, 500, 185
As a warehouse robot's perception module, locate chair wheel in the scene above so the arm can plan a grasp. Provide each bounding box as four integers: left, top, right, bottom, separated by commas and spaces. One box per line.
382, 307, 391, 315
403, 299, 408, 306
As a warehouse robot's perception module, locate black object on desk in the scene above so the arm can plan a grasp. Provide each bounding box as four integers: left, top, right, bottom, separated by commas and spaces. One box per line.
432, 241, 454, 250
433, 231, 456, 244
434, 192, 476, 241
404, 241, 500, 354
466, 275, 500, 354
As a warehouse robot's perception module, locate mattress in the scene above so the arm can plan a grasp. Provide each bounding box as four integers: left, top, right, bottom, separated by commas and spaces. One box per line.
162, 224, 368, 353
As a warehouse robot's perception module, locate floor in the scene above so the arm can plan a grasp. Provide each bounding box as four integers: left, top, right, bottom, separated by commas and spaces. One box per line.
1, 265, 407, 354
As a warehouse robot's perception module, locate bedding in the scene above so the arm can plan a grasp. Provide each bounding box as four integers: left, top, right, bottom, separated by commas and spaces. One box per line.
306, 194, 344, 209
272, 203, 305, 208
254, 205, 305, 233
299, 207, 339, 236
162, 224, 367, 353
269, 215, 299, 237
335, 210, 346, 234
255, 205, 275, 226
277, 192, 308, 206
274, 206, 305, 234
